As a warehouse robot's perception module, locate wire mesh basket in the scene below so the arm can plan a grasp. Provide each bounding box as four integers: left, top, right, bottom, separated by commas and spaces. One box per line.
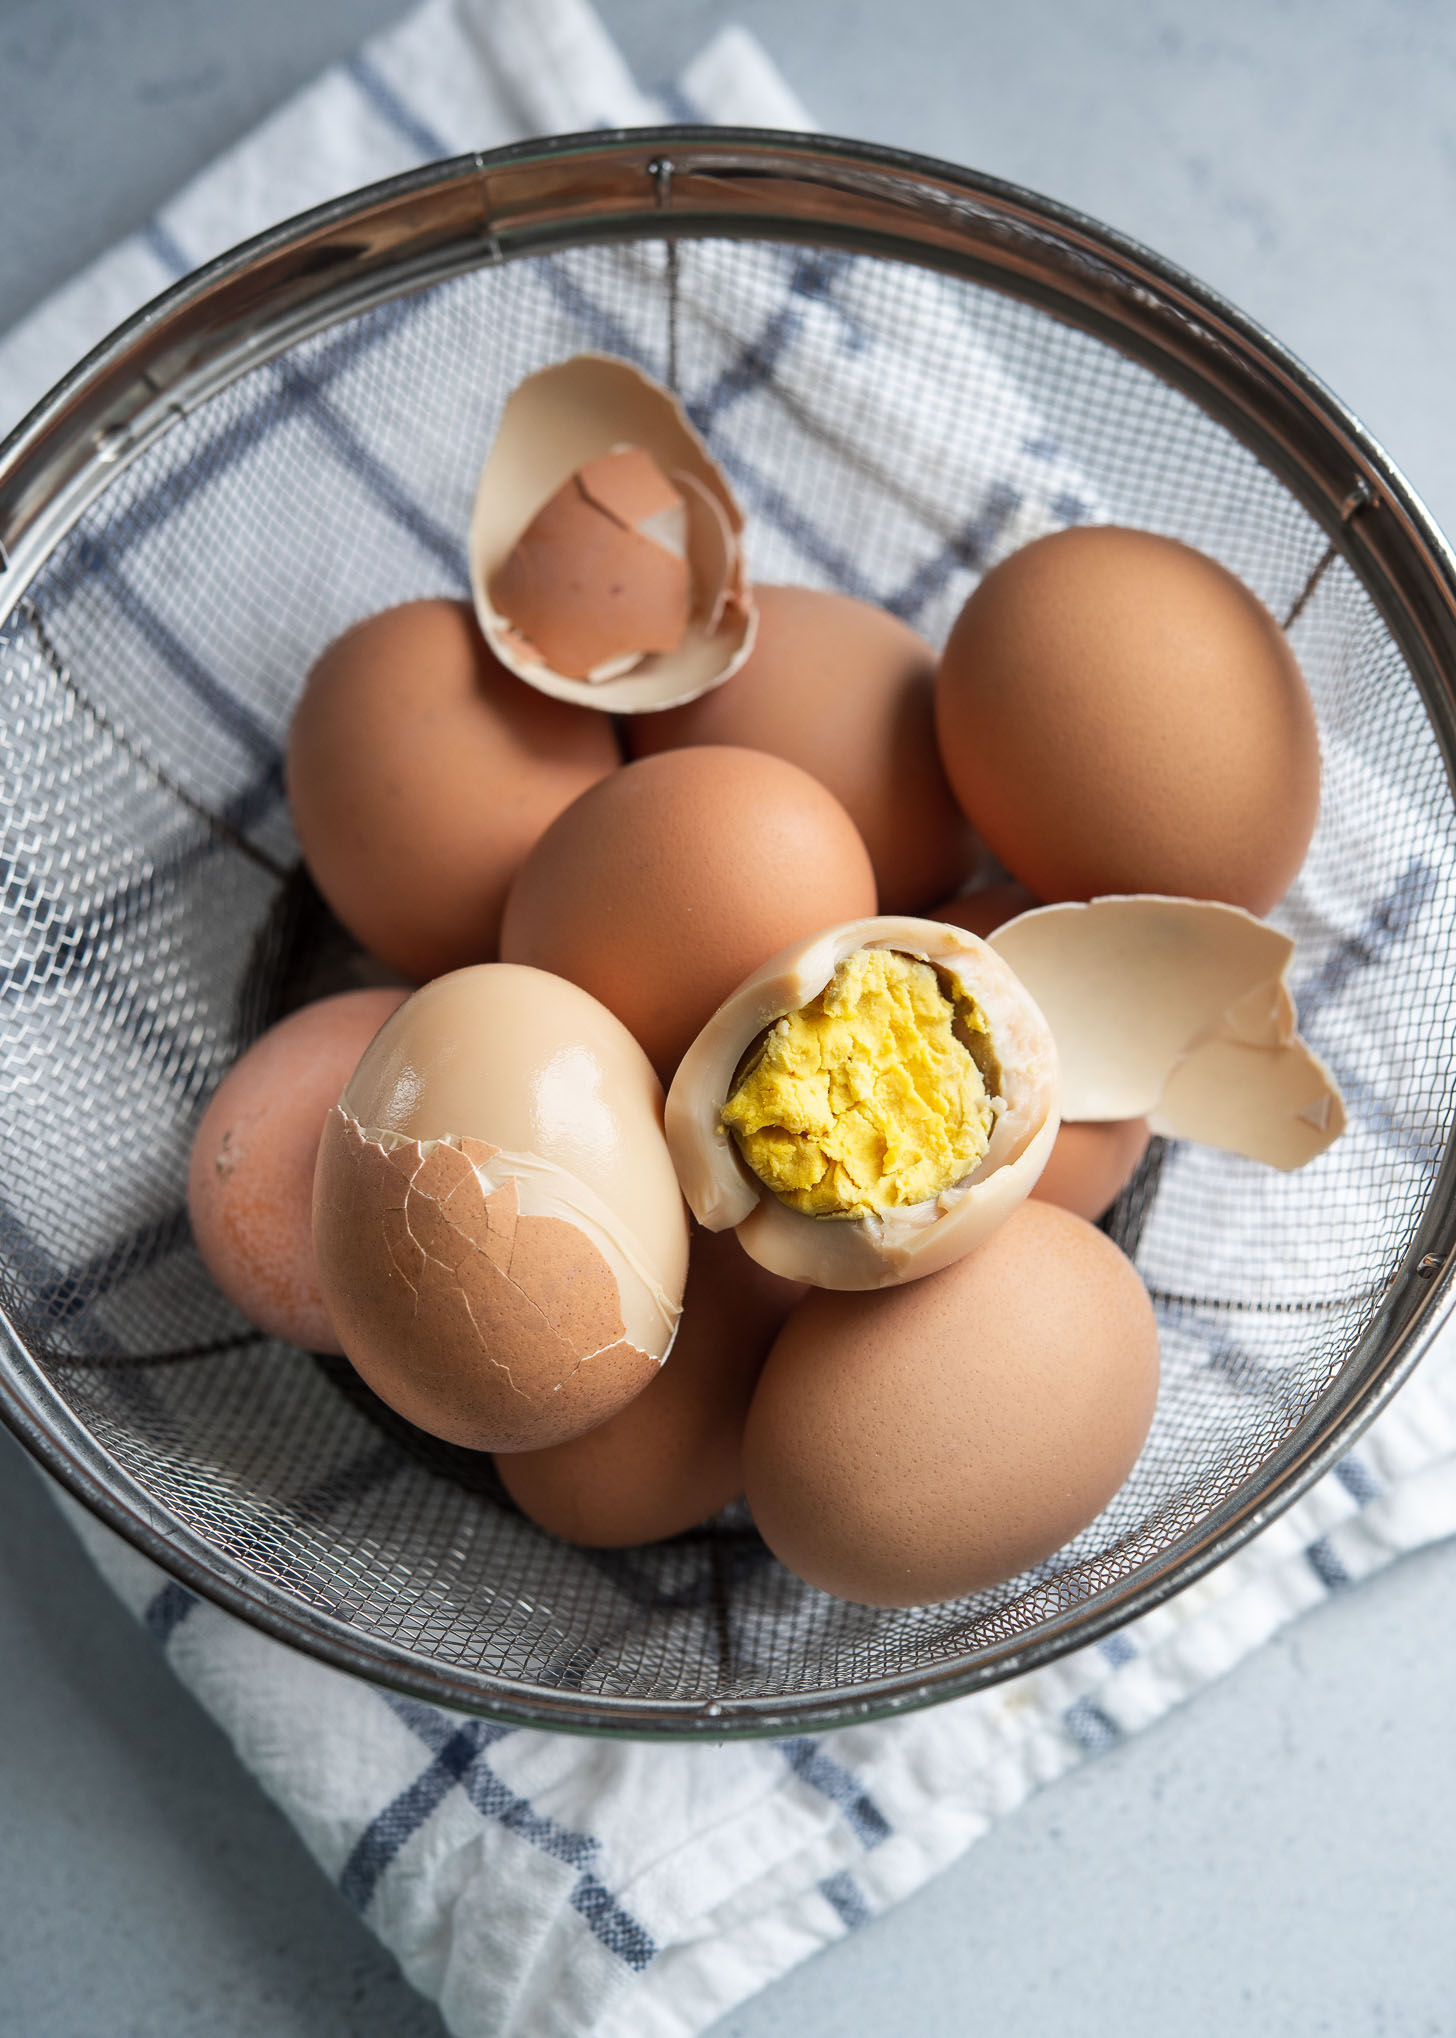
2, 131, 1455, 1736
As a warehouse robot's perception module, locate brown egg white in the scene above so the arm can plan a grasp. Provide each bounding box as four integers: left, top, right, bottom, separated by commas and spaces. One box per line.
666, 915, 1060, 1290
742, 1198, 1161, 1606
188, 987, 407, 1352
499, 746, 878, 1082
312, 964, 690, 1453
934, 526, 1321, 913
286, 599, 620, 983
470, 354, 754, 711
628, 584, 977, 910
928, 884, 1149, 1220
495, 1226, 806, 1548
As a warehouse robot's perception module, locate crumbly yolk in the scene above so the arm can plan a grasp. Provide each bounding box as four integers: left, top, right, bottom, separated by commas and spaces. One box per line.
719, 948, 996, 1218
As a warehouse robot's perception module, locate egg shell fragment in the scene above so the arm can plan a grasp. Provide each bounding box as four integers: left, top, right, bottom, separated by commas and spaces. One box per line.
500, 746, 879, 1083
988, 896, 1345, 1168
285, 599, 620, 983
495, 1226, 806, 1548
311, 965, 690, 1453
742, 1198, 1161, 1607
187, 987, 407, 1353
665, 915, 1061, 1290
470, 354, 755, 712
933, 525, 1321, 914
628, 585, 977, 911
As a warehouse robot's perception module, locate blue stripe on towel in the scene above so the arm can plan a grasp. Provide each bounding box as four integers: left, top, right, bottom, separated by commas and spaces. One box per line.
345, 52, 451, 163
1334, 1453, 1381, 1506
1064, 1696, 1121, 1752
1304, 1537, 1350, 1592
145, 1579, 199, 1645
820, 1869, 873, 1932
143, 219, 191, 278
777, 1738, 891, 1849
366, 1692, 660, 1970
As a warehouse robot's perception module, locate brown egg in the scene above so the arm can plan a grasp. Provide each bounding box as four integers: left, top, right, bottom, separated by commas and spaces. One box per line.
934, 527, 1321, 914
187, 988, 407, 1352
499, 747, 878, 1081
286, 599, 620, 982
928, 884, 1148, 1219
742, 1199, 1160, 1606
312, 964, 690, 1453
495, 1227, 806, 1547
628, 585, 976, 910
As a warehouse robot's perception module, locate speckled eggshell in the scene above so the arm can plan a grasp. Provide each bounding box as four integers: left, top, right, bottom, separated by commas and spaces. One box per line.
312, 964, 691, 1454
934, 527, 1321, 914
499, 746, 878, 1080
286, 599, 620, 982
187, 988, 407, 1353
495, 1226, 806, 1547
742, 1199, 1160, 1606
628, 585, 977, 910
927, 885, 1149, 1219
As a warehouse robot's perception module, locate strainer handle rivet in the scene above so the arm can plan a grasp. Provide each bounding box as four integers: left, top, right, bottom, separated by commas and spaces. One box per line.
1417, 1253, 1445, 1278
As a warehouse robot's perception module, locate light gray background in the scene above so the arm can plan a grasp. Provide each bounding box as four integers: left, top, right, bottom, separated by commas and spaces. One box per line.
3, 2, 1456, 2033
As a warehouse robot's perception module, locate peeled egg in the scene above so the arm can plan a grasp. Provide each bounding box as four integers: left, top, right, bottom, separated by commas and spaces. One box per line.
286, 600, 620, 983
311, 964, 690, 1453
494, 1226, 805, 1548
470, 354, 754, 711
934, 527, 1321, 913
666, 915, 1060, 1290
742, 1199, 1161, 1606
187, 987, 407, 1352
499, 747, 878, 1081
628, 584, 977, 910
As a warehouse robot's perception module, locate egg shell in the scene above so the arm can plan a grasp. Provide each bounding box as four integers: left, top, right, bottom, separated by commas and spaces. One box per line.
628, 585, 977, 911
934, 526, 1321, 913
928, 885, 1149, 1218
494, 1226, 806, 1547
187, 988, 407, 1352
470, 354, 755, 712
286, 599, 620, 983
665, 915, 1060, 1290
312, 964, 690, 1453
499, 746, 878, 1082
742, 1199, 1161, 1606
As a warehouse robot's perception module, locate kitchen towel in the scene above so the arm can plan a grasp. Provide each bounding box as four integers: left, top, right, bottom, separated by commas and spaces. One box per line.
6, 2, 1456, 2035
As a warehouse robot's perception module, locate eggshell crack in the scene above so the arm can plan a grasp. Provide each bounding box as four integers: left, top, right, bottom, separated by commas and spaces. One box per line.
315, 1109, 661, 1452
988, 896, 1345, 1169
470, 354, 756, 712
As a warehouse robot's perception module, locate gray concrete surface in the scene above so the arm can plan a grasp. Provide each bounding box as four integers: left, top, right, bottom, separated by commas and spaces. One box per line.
3, 2, 1456, 2034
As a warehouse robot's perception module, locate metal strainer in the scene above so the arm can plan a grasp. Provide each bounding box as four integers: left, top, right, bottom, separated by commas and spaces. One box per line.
2, 131, 1454, 1737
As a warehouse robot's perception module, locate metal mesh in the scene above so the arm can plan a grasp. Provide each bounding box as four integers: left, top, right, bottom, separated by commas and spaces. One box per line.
1, 225, 1453, 1718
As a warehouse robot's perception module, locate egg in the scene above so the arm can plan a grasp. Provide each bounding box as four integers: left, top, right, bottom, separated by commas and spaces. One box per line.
494, 1226, 806, 1547
934, 527, 1321, 913
311, 964, 690, 1453
666, 915, 1060, 1289
187, 987, 407, 1352
627, 584, 977, 910
499, 746, 878, 1081
470, 354, 754, 711
742, 1199, 1161, 1606
927, 885, 1149, 1220
286, 599, 620, 983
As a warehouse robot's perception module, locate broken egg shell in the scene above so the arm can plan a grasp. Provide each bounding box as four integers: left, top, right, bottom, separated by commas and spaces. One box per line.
988, 895, 1345, 1169
469, 354, 756, 712
485, 450, 691, 680
664, 915, 1061, 1291
187, 987, 408, 1354
311, 964, 690, 1453
494, 1225, 806, 1548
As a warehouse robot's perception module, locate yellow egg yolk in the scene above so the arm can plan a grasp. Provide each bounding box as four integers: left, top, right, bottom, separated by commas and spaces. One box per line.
719, 948, 996, 1218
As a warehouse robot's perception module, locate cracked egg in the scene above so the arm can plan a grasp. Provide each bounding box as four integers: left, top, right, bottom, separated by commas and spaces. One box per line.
312, 964, 690, 1453
665, 916, 1062, 1290
469, 353, 755, 712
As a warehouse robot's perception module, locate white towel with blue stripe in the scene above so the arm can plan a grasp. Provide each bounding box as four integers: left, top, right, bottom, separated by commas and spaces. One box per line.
8, 2, 1456, 2034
